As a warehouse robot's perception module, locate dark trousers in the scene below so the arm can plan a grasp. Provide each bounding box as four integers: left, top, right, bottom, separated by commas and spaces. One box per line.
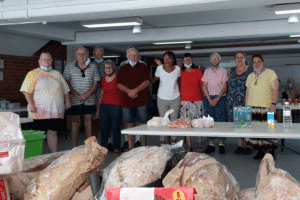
99, 104, 122, 150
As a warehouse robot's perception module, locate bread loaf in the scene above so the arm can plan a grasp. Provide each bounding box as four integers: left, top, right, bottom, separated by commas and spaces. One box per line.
24, 137, 108, 200
163, 152, 239, 200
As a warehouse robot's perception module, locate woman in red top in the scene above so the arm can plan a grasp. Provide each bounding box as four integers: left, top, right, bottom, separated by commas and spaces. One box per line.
96, 60, 122, 155
180, 53, 204, 152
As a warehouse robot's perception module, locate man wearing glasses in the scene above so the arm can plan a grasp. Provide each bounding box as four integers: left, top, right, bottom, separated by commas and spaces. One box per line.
63, 47, 100, 147
21, 52, 71, 153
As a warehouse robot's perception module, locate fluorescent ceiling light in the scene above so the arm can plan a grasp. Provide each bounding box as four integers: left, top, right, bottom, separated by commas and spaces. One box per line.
153, 41, 193, 45
290, 35, 300, 37
81, 17, 142, 28
274, 4, 300, 14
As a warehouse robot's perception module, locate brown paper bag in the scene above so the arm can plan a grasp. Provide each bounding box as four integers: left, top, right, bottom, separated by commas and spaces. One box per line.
24, 136, 108, 200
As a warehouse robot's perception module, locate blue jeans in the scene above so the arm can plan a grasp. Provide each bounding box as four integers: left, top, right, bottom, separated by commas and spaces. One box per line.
99, 104, 122, 150
203, 95, 227, 141
122, 105, 148, 124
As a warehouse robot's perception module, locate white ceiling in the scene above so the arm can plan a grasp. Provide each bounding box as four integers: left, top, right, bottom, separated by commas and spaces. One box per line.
1, 0, 300, 60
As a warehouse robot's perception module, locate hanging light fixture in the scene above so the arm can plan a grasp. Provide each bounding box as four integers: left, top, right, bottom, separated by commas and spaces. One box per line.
288, 14, 299, 23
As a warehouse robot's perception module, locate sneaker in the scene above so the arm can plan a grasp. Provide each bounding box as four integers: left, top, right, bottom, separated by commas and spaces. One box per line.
234, 146, 244, 154
113, 149, 122, 156
121, 141, 129, 152
242, 147, 253, 155
134, 141, 142, 148
219, 146, 226, 154
107, 143, 114, 152
204, 145, 215, 153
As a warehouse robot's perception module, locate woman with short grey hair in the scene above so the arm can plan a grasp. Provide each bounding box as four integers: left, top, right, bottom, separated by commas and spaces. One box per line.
96, 60, 122, 155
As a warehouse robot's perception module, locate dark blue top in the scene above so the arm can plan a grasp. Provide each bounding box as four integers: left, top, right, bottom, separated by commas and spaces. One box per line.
227, 66, 254, 122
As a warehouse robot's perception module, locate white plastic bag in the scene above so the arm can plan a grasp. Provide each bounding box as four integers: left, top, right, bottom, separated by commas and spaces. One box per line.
191, 115, 215, 128
0, 112, 25, 175
147, 109, 174, 127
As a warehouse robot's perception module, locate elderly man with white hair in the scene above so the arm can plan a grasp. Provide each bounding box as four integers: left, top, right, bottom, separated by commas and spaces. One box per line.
21, 52, 71, 153
202, 53, 228, 154
117, 47, 151, 151
63, 47, 100, 147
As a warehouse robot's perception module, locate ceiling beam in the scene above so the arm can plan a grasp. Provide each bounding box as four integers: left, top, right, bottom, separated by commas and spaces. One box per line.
0, 24, 75, 41
62, 19, 300, 46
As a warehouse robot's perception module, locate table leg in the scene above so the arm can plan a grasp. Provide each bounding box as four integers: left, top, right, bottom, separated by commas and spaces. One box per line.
281, 139, 285, 152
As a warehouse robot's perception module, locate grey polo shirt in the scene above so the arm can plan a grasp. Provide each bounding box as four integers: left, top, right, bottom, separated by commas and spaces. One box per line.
63, 61, 100, 106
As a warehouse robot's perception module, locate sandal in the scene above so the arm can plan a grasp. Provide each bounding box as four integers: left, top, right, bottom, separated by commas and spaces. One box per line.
185, 147, 193, 153
197, 146, 204, 153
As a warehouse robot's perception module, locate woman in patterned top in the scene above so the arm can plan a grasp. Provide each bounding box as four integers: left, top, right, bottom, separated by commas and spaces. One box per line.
227, 52, 253, 154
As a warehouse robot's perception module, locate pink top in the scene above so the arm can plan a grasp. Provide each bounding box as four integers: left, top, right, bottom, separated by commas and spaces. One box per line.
201, 67, 228, 96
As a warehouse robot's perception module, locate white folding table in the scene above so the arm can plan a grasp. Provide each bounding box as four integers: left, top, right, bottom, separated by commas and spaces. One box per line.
122, 122, 300, 154
0, 107, 28, 113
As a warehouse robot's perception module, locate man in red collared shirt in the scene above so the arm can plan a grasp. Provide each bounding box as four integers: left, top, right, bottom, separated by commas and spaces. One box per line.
117, 47, 150, 150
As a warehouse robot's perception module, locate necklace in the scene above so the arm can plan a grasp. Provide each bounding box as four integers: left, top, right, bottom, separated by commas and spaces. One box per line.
254, 68, 264, 85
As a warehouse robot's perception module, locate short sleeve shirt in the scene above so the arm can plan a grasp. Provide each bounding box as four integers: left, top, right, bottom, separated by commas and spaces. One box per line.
181, 67, 204, 101
63, 61, 100, 106
246, 69, 277, 108
155, 65, 181, 100
202, 67, 228, 96
20, 68, 70, 119
117, 62, 150, 108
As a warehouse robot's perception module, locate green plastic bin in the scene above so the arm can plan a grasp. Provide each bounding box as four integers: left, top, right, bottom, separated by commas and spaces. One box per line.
22, 130, 47, 158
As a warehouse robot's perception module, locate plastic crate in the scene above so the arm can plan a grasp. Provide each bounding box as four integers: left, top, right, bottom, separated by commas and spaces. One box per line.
22, 130, 47, 158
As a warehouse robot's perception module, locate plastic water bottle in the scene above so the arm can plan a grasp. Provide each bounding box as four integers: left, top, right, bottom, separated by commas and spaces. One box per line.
283, 102, 292, 128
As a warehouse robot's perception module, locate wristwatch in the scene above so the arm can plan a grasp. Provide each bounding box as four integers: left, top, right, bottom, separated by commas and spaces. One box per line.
271, 102, 277, 106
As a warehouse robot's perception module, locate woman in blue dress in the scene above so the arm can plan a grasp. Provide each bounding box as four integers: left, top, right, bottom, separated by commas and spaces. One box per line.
227, 52, 253, 154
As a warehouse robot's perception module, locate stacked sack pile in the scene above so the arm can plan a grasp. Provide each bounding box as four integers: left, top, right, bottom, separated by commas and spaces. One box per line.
0, 112, 108, 200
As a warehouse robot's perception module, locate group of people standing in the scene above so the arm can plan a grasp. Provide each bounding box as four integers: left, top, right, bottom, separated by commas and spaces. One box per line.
152, 51, 280, 160
21, 45, 294, 160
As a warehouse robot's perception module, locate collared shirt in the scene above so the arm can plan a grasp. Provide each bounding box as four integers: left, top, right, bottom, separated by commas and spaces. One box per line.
63, 61, 100, 106
20, 68, 70, 119
117, 62, 150, 108
92, 61, 106, 79
202, 67, 228, 96
286, 87, 300, 101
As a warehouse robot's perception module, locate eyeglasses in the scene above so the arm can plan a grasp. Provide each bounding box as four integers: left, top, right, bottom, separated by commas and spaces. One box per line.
104, 67, 113, 69
183, 58, 192, 61
40, 59, 52, 62
163, 57, 172, 60
81, 69, 85, 78
94, 52, 103, 55
210, 58, 219, 61
77, 53, 87, 56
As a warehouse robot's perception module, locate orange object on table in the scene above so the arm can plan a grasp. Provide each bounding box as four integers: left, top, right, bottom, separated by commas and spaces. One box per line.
168, 118, 191, 128
106, 187, 197, 200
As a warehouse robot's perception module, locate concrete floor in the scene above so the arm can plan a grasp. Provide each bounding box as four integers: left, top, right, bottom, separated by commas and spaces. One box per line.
40, 125, 300, 191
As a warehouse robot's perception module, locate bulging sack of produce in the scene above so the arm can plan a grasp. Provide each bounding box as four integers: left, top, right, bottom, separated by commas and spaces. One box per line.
106, 187, 197, 200
147, 109, 174, 127
6, 151, 67, 200
236, 188, 255, 200
163, 152, 239, 200
255, 153, 300, 199
0, 112, 25, 175
24, 136, 108, 200
168, 118, 191, 128
95, 141, 184, 200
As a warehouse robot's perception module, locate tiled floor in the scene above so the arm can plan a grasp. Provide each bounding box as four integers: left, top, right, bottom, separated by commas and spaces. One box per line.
41, 126, 300, 191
